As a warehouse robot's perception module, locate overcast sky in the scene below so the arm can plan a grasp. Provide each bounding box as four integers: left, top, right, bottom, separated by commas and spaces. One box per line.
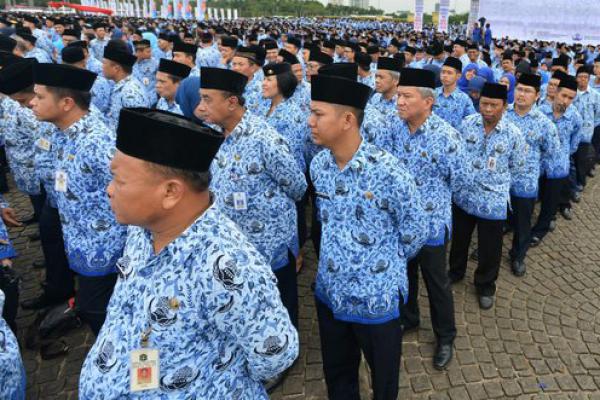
360, 0, 471, 14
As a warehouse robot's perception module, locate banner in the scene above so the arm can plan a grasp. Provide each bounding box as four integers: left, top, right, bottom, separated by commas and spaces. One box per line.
219, 8, 225, 20
478, 0, 600, 44
226, 8, 231, 20
467, 0, 480, 35
134, 0, 140, 17
150, 0, 156, 18
142, 0, 147, 17
196, 0, 206, 20
233, 9, 238, 20
438, 0, 450, 33
413, 0, 424, 32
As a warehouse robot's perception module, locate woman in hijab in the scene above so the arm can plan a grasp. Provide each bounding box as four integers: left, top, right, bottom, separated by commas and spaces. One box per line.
468, 75, 486, 112
477, 65, 496, 83
499, 73, 517, 104
458, 63, 480, 93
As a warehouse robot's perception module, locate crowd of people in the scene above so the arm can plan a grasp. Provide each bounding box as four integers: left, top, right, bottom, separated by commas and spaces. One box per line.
0, 11, 598, 400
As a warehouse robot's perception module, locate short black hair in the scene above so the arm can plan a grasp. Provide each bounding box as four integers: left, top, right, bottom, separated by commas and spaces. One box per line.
222, 91, 246, 107
276, 71, 298, 99
336, 104, 364, 127
45, 86, 91, 110
147, 162, 210, 193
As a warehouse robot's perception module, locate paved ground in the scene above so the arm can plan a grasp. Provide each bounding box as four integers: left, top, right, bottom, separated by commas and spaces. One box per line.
7, 173, 600, 399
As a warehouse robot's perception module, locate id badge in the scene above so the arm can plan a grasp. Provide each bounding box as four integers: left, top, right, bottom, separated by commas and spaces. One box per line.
55, 170, 68, 192
37, 138, 51, 151
487, 156, 497, 172
130, 348, 160, 392
143, 77, 150, 86
233, 192, 247, 211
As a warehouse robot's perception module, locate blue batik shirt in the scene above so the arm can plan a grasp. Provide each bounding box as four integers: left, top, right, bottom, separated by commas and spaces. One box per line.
360, 105, 394, 152
2, 100, 41, 195
310, 140, 428, 324
156, 97, 183, 115
434, 86, 477, 129
290, 80, 311, 113
196, 46, 222, 68
243, 73, 267, 115
25, 47, 52, 63
538, 103, 583, 178
0, 290, 25, 400
33, 121, 63, 208
453, 114, 527, 220
189, 66, 201, 78
54, 112, 126, 276
90, 38, 109, 60
87, 56, 104, 75
358, 72, 376, 89
133, 58, 159, 103
105, 74, 151, 131
573, 88, 600, 143
262, 98, 309, 172
505, 106, 562, 197
391, 113, 470, 245
210, 111, 307, 271
80, 206, 299, 399
366, 92, 397, 116
0, 201, 16, 259
91, 74, 113, 114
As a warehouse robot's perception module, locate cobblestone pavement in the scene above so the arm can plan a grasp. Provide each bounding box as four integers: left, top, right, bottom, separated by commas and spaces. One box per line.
8, 174, 600, 399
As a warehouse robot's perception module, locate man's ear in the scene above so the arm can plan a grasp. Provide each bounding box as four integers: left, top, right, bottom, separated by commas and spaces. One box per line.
162, 179, 186, 210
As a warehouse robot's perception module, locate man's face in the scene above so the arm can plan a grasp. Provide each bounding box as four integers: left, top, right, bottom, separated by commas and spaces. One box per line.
514, 84, 539, 109
102, 59, 117, 80
501, 59, 513, 72
107, 151, 165, 226
62, 35, 78, 47
184, 37, 194, 44
343, 47, 355, 62
158, 38, 170, 51
306, 61, 321, 80
335, 45, 344, 56
374, 70, 397, 94
219, 46, 234, 60
479, 97, 506, 125
266, 48, 278, 63
546, 78, 559, 98
396, 86, 431, 121
453, 44, 464, 56
54, 25, 64, 35
173, 52, 193, 67
576, 73, 590, 90
196, 89, 233, 125
261, 75, 278, 98
284, 43, 298, 55
30, 85, 62, 122
308, 101, 347, 148
553, 87, 577, 113
155, 71, 178, 100
440, 66, 460, 87
594, 62, 600, 77
468, 49, 479, 62
135, 46, 152, 61
95, 28, 106, 40
231, 56, 256, 80
403, 52, 414, 64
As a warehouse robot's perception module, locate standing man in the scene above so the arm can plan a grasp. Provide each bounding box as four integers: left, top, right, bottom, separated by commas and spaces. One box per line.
155, 58, 190, 115
80, 108, 298, 398
449, 83, 527, 309
155, 33, 174, 60
230, 46, 266, 114
172, 41, 200, 77
393, 68, 466, 370
367, 57, 402, 115
218, 35, 238, 69
532, 75, 582, 243
309, 72, 428, 400
132, 39, 159, 104
196, 32, 221, 68
197, 68, 306, 343
31, 62, 127, 335
434, 57, 477, 129
90, 23, 110, 61
103, 43, 150, 130
505, 73, 561, 275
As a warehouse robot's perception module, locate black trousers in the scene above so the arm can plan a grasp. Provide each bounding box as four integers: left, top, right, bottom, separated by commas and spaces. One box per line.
402, 241, 456, 345
39, 203, 75, 302
274, 252, 298, 329
509, 196, 535, 263
316, 300, 403, 400
448, 204, 504, 296
532, 177, 567, 240
29, 193, 46, 223
592, 126, 600, 162
76, 273, 117, 336
575, 143, 594, 187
